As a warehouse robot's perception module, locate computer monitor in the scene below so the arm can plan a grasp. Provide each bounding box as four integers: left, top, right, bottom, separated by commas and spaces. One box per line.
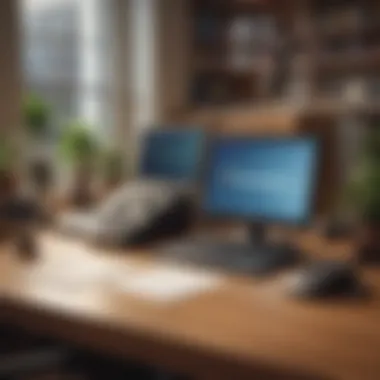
203, 136, 319, 228
159, 136, 319, 275
140, 128, 205, 181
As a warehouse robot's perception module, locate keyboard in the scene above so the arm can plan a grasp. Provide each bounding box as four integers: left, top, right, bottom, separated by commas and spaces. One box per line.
160, 238, 300, 276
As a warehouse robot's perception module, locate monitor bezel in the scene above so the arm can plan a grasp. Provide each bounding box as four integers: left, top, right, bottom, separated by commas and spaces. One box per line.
200, 135, 320, 227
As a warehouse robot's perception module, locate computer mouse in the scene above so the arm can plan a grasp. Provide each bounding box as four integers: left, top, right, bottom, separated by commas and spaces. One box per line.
291, 261, 363, 299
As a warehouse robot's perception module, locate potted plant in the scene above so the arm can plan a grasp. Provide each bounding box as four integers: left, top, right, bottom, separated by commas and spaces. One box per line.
100, 148, 124, 193
347, 126, 380, 263
59, 120, 98, 207
23, 94, 51, 137
23, 94, 52, 198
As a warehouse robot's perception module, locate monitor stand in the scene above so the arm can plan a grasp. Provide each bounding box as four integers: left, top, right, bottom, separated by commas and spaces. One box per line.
246, 222, 300, 263
161, 222, 301, 276
247, 223, 268, 246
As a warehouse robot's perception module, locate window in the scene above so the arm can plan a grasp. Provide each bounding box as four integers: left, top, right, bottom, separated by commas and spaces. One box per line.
20, 0, 115, 138
130, 0, 157, 132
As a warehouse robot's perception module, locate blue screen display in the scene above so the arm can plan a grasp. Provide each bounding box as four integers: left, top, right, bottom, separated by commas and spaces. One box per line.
140, 129, 204, 181
203, 138, 318, 224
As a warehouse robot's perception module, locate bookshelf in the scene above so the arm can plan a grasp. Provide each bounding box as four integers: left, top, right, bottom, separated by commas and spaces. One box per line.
187, 0, 380, 117
190, 0, 288, 106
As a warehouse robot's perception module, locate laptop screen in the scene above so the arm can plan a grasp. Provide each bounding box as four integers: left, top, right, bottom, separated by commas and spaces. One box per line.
140, 129, 205, 182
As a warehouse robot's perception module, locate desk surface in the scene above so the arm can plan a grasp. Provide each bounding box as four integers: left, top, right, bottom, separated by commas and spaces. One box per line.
1, 231, 380, 380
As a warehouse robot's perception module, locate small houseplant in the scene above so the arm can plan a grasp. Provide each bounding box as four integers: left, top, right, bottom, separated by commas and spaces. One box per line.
23, 94, 52, 197
100, 148, 124, 192
59, 121, 99, 207
347, 126, 380, 263
23, 94, 51, 138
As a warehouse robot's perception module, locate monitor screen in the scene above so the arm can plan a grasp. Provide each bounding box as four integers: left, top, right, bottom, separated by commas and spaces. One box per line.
140, 128, 205, 181
203, 137, 318, 224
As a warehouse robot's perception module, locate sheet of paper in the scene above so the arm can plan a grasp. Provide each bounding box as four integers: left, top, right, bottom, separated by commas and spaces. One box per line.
36, 235, 137, 289
114, 266, 223, 302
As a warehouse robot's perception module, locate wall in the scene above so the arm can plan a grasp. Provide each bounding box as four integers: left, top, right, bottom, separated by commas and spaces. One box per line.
156, 0, 191, 123
0, 0, 22, 139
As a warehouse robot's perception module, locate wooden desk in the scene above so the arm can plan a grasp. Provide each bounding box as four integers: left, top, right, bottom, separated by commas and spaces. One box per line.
1, 231, 380, 380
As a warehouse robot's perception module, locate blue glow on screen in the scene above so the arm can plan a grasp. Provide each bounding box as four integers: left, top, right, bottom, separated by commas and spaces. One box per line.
140, 129, 204, 181
203, 138, 318, 223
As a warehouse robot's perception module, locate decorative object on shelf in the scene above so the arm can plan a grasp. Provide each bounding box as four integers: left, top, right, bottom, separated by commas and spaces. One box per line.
343, 78, 368, 108
228, 14, 277, 70
23, 93, 53, 201
346, 126, 380, 263
228, 15, 255, 70
100, 148, 124, 193
59, 120, 99, 208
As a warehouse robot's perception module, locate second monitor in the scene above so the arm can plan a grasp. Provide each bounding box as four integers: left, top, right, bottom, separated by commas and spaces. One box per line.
162, 136, 319, 275
203, 136, 318, 229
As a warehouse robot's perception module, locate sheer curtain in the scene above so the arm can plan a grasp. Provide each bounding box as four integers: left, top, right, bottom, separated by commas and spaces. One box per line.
20, 0, 115, 139
130, 0, 157, 133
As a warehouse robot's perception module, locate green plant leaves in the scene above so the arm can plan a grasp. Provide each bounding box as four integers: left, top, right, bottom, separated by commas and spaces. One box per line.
100, 148, 124, 182
0, 138, 14, 173
23, 94, 51, 137
347, 127, 380, 222
59, 121, 99, 166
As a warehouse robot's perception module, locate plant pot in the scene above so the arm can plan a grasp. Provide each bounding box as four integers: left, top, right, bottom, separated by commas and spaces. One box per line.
0, 170, 16, 203
104, 176, 123, 194
356, 222, 380, 264
30, 159, 52, 196
70, 163, 94, 208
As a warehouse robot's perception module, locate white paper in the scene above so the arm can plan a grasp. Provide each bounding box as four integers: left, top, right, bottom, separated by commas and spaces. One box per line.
37, 236, 135, 289
114, 266, 223, 302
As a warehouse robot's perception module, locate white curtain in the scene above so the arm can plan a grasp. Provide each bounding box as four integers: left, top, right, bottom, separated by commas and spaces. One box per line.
130, 0, 157, 134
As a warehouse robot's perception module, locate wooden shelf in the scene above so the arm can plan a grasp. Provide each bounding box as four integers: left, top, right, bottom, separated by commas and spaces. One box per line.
316, 49, 380, 73
194, 57, 270, 75
319, 22, 380, 40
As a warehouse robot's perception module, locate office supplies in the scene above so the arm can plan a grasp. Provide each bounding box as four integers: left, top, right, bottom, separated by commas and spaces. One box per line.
161, 137, 319, 275
59, 128, 205, 246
